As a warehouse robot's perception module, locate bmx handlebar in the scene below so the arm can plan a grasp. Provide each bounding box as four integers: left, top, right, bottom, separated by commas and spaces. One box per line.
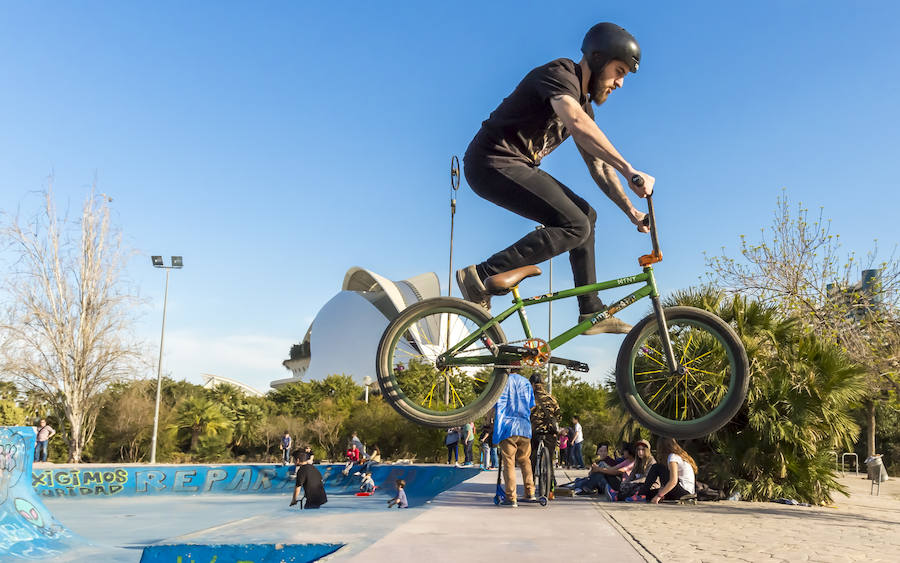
632, 174, 662, 267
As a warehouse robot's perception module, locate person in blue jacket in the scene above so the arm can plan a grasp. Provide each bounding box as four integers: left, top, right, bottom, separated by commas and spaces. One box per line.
493, 372, 536, 507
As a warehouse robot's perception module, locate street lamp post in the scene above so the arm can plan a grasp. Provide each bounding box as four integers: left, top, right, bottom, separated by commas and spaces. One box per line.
363, 376, 372, 404
150, 255, 183, 464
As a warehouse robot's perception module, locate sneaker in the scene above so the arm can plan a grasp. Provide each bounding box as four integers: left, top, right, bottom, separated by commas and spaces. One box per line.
456, 265, 491, 310
352, 471, 361, 476
608, 489, 618, 502
575, 488, 595, 496
624, 493, 647, 503
578, 313, 633, 335
499, 499, 518, 507
523, 495, 538, 503
462, 462, 473, 466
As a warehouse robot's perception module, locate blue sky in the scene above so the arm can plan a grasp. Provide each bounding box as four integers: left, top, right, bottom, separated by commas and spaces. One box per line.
2, 2, 898, 392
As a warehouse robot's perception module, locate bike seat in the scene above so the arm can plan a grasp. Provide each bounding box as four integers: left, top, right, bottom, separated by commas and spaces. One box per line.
484, 265, 542, 295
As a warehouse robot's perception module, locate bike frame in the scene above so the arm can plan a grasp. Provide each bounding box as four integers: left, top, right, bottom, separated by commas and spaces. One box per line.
439, 194, 680, 372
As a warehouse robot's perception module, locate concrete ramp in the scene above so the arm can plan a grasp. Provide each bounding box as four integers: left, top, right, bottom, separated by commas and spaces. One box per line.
0, 426, 85, 560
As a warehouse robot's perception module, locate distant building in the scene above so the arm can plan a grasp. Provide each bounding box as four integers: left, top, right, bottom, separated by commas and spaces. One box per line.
201, 373, 264, 397
826, 269, 883, 321
272, 267, 441, 389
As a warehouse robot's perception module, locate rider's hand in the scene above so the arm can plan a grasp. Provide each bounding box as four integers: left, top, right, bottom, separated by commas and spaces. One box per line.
630, 209, 650, 233
628, 170, 654, 198
650, 495, 661, 505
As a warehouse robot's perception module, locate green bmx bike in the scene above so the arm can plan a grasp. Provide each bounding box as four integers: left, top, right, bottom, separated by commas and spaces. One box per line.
375, 188, 749, 439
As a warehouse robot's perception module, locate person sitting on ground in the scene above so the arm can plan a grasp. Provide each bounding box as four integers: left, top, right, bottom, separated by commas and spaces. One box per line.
350, 431, 368, 460
290, 451, 328, 509
611, 439, 656, 501
387, 479, 408, 508
355, 445, 382, 476
343, 443, 362, 475
594, 442, 616, 467
359, 471, 376, 493
628, 437, 696, 503
574, 443, 635, 495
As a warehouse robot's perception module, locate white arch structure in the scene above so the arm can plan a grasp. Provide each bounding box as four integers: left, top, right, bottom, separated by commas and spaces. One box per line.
273, 267, 447, 389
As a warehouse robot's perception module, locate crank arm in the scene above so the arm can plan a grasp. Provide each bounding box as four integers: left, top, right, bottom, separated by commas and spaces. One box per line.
547, 357, 590, 372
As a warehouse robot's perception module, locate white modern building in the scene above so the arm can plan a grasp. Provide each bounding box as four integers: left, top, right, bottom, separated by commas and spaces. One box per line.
272, 267, 442, 389
201, 373, 265, 397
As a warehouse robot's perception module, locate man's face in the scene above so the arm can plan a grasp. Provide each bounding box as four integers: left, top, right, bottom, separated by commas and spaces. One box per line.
589, 60, 630, 105
598, 445, 608, 457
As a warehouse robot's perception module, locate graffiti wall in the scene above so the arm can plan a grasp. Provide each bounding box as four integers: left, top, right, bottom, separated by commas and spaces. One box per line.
0, 426, 81, 560
33, 463, 480, 506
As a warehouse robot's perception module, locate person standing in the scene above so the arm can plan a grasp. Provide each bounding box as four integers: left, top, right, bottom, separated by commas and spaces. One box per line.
558, 429, 569, 468
462, 421, 475, 466
290, 451, 327, 509
445, 427, 460, 464
529, 373, 560, 469
279, 430, 293, 465
494, 372, 536, 507
479, 417, 498, 469
570, 416, 585, 469
34, 419, 56, 463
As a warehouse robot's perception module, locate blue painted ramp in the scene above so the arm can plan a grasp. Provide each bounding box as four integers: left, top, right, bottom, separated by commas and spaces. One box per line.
0, 426, 85, 560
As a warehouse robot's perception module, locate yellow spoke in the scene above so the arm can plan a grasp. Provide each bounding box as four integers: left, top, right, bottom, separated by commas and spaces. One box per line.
679, 333, 693, 365
687, 367, 724, 378
641, 351, 667, 369
423, 383, 437, 408
635, 369, 666, 376
682, 349, 714, 367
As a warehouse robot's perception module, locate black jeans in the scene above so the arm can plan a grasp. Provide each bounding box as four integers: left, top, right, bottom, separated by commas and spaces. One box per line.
463, 156, 603, 314
639, 462, 691, 500
447, 443, 459, 464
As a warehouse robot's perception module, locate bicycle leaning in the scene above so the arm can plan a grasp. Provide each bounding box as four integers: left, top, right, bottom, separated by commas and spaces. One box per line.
375, 180, 750, 440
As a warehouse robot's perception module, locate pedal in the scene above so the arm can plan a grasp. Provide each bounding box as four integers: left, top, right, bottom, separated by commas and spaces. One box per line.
547, 357, 590, 372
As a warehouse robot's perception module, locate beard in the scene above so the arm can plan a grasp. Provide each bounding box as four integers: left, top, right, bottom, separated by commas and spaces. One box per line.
587, 74, 610, 105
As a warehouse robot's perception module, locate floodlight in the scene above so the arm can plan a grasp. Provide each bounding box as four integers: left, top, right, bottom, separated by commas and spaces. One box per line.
171, 256, 183, 268
151, 256, 164, 267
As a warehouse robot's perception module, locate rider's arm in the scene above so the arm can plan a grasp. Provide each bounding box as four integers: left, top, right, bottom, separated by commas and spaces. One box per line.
577, 146, 647, 232
550, 94, 653, 198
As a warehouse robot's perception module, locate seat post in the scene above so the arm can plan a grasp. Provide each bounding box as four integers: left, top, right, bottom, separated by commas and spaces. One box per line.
511, 286, 533, 339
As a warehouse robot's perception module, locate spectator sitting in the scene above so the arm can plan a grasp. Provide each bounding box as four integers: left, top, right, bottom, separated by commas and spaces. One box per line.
572, 443, 636, 496
628, 437, 696, 503
343, 443, 362, 475
594, 442, 616, 467
355, 445, 382, 476
611, 439, 656, 501
387, 479, 408, 508
359, 471, 376, 493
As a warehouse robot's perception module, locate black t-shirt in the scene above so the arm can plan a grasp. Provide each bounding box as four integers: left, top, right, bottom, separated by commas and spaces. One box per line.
467, 58, 594, 166
295, 464, 327, 507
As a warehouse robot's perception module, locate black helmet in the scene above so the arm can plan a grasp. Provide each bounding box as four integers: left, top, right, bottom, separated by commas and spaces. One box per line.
581, 22, 640, 75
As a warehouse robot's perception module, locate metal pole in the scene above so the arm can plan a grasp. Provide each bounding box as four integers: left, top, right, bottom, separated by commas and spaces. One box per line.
150, 268, 170, 464
446, 156, 460, 405
548, 255, 553, 395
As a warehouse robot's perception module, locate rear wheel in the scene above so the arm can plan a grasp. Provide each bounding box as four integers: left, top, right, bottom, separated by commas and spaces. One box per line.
376, 298, 508, 427
615, 306, 749, 439
536, 441, 553, 503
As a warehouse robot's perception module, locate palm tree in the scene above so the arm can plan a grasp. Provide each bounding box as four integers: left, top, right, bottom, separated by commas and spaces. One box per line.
171, 396, 232, 452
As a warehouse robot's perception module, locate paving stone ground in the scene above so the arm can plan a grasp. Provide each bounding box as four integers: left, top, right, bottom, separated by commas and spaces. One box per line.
574, 470, 900, 563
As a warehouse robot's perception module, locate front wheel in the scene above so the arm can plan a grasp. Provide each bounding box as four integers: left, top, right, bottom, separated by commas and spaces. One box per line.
376, 297, 508, 427
615, 306, 749, 439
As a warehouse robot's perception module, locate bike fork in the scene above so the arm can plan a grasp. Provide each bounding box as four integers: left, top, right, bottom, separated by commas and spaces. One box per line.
650, 296, 680, 372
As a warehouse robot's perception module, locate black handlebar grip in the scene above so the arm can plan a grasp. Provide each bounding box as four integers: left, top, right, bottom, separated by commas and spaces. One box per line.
631, 174, 644, 187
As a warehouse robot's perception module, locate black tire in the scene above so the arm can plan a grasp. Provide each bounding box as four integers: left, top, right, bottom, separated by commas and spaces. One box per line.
536, 442, 553, 500
376, 297, 508, 427
615, 306, 749, 439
